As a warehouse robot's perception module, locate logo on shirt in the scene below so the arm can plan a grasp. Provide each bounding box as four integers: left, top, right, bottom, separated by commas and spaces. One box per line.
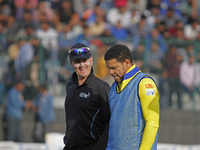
79, 92, 90, 98
146, 89, 155, 96
145, 84, 154, 88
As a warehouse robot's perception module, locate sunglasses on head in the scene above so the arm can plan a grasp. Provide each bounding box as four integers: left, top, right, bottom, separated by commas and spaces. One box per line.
69, 47, 90, 56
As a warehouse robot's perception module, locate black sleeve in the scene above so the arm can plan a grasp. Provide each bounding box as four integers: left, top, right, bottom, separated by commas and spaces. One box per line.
93, 83, 110, 150
92, 122, 109, 150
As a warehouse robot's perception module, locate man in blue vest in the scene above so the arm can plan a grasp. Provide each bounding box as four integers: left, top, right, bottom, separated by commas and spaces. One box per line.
104, 44, 160, 150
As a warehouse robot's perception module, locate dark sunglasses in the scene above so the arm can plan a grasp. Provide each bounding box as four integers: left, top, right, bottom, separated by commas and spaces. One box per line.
69, 47, 90, 56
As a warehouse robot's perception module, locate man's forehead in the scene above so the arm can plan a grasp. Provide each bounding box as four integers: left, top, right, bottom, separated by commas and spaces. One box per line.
106, 58, 118, 63
106, 59, 120, 67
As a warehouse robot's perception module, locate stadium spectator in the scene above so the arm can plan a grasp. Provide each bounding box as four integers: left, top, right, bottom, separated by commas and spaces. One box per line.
130, 14, 152, 49
16, 24, 40, 66
194, 56, 200, 95
175, 28, 185, 42
168, 20, 184, 38
146, 0, 161, 10
96, 0, 114, 13
74, 25, 91, 47
128, 0, 147, 13
129, 7, 141, 27
35, 20, 58, 61
131, 42, 145, 70
160, 0, 182, 18
58, 0, 75, 25
17, 28, 40, 88
52, 12, 64, 33
145, 41, 164, 76
17, 23, 36, 41
87, 3, 107, 37
14, 0, 38, 21
58, 16, 84, 49
32, 83, 55, 143
145, 27, 167, 53
33, 1, 55, 23
106, 0, 132, 29
14, 38, 34, 81
158, 69, 170, 108
146, 6, 164, 29
195, 0, 200, 19
110, 20, 128, 42
4, 14, 19, 49
0, 61, 17, 105
93, 40, 109, 80
4, 79, 32, 142
184, 18, 200, 40
85, 1, 106, 25
88, 13, 107, 37
179, 0, 198, 21
7, 41, 20, 62
0, 12, 7, 53
72, 0, 94, 20
18, 11, 37, 30
163, 8, 180, 30
179, 53, 196, 101
0, 0, 12, 17
156, 21, 170, 39
178, 44, 195, 63
195, 31, 200, 59
163, 46, 182, 108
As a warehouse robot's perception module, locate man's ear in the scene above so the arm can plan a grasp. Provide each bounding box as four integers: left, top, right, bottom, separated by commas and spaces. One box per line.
70, 61, 74, 68
124, 59, 132, 69
90, 57, 93, 66
125, 59, 131, 65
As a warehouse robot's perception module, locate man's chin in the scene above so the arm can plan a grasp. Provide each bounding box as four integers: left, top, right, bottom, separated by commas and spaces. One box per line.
114, 78, 122, 83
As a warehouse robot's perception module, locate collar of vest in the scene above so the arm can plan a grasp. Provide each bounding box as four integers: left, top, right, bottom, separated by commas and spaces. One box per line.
117, 65, 141, 93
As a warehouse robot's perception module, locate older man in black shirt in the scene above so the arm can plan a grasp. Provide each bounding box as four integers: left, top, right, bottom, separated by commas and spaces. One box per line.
63, 43, 110, 150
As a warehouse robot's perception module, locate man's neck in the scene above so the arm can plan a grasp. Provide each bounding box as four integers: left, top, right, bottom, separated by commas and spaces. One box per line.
78, 77, 87, 86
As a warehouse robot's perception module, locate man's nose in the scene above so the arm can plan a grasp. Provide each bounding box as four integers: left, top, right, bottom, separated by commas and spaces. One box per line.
79, 62, 83, 67
109, 69, 114, 75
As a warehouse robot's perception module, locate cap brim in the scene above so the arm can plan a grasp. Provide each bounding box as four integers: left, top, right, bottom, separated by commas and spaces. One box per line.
70, 53, 91, 61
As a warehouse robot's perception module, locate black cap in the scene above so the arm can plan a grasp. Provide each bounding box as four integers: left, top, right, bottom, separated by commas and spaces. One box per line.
69, 43, 91, 62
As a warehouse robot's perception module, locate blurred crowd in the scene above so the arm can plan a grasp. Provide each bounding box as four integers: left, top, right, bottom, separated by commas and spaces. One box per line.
1, 0, 200, 113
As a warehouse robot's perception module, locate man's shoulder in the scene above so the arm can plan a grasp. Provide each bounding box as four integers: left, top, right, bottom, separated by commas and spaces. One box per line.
93, 75, 110, 88
66, 80, 76, 89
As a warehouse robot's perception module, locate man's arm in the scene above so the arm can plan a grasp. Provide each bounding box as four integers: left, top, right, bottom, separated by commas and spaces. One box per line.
138, 77, 160, 150
93, 83, 110, 150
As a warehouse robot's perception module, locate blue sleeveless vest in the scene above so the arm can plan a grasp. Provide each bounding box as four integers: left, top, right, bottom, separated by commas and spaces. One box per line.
106, 72, 158, 150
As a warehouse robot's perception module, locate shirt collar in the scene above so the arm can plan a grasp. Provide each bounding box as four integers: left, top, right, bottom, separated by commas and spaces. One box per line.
117, 64, 141, 93
123, 65, 140, 80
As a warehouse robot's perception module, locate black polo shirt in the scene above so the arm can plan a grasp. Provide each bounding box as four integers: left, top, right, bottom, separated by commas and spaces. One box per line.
63, 69, 110, 150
